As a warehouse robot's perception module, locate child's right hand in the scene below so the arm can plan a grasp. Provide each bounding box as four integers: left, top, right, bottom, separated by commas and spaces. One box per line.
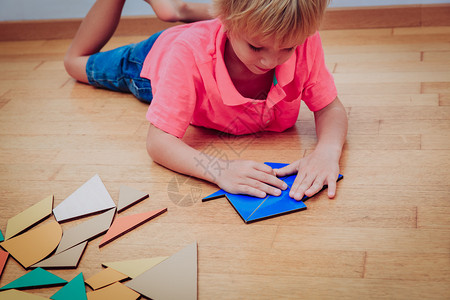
214, 160, 288, 198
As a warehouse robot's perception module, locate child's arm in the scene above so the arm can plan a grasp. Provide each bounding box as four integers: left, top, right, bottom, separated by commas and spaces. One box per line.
147, 124, 288, 198
275, 97, 348, 200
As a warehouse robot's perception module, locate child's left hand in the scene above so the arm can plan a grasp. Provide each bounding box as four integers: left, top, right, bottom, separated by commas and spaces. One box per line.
274, 148, 341, 200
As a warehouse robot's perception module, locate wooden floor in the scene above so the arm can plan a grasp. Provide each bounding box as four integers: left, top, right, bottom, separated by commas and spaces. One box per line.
0, 25, 449, 299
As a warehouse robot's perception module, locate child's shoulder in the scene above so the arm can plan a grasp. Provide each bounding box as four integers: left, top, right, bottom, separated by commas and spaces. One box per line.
163, 19, 222, 42
155, 19, 224, 60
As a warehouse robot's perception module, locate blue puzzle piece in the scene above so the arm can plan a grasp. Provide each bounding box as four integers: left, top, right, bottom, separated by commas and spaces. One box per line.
226, 193, 267, 221
246, 185, 307, 223
202, 189, 226, 201
201, 162, 343, 223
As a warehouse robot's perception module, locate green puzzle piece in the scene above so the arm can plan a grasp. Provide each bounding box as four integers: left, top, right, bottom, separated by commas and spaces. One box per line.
0, 229, 4, 242
0, 267, 67, 291
51, 273, 87, 300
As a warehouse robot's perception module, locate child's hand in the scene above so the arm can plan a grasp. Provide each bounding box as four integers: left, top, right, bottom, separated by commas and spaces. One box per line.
214, 160, 288, 198
274, 149, 340, 200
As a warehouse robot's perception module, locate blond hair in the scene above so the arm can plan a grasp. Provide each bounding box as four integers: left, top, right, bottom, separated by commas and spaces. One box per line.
213, 0, 330, 44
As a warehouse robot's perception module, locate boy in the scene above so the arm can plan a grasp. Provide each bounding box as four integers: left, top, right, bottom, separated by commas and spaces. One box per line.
64, 0, 348, 201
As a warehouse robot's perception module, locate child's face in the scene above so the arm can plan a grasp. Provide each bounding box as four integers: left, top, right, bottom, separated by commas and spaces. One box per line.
227, 32, 305, 75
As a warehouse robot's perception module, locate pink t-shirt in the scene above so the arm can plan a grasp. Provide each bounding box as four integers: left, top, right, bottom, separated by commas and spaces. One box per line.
141, 19, 337, 138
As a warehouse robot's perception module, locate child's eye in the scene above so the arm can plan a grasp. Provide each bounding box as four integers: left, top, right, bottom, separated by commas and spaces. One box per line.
249, 44, 262, 52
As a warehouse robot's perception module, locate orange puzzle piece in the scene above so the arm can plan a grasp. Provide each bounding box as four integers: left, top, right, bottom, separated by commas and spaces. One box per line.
98, 208, 167, 247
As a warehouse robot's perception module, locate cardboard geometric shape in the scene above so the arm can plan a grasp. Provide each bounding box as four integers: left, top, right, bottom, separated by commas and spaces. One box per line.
117, 185, 149, 213
86, 282, 140, 300
102, 256, 169, 279
0, 289, 49, 299
85, 268, 128, 290
202, 162, 343, 223
201, 189, 226, 201
53, 174, 116, 222
5, 195, 53, 240
0, 250, 8, 278
99, 208, 167, 247
50, 273, 87, 300
0, 221, 62, 268
31, 241, 87, 269
0, 229, 4, 242
0, 267, 67, 291
55, 208, 116, 254
126, 241, 197, 300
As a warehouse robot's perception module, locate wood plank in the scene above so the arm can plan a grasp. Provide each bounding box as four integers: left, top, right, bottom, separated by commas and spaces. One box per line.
417, 206, 450, 229
339, 94, 439, 107
322, 5, 421, 30
365, 251, 450, 281
349, 106, 450, 122
273, 226, 450, 253
199, 247, 365, 278
200, 274, 450, 299
379, 119, 450, 135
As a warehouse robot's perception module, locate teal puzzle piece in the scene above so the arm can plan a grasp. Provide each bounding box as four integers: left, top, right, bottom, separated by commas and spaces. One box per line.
51, 273, 87, 300
0, 267, 67, 291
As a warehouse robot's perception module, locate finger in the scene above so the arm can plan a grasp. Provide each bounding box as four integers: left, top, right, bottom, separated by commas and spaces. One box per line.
238, 184, 266, 198
289, 173, 310, 201
250, 167, 288, 191
304, 176, 326, 197
273, 163, 298, 177
327, 178, 337, 199
242, 178, 282, 197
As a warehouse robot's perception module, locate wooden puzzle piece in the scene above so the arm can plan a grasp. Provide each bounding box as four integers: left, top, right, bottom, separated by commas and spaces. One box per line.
31, 241, 87, 269
102, 256, 169, 278
117, 185, 149, 213
202, 162, 343, 223
55, 208, 116, 254
50, 273, 87, 300
201, 189, 226, 201
99, 208, 167, 248
0, 289, 48, 299
0, 267, 67, 291
86, 282, 140, 300
0, 250, 8, 278
85, 268, 128, 290
126, 241, 197, 300
245, 187, 307, 223
53, 174, 116, 222
5, 195, 53, 240
0, 221, 62, 268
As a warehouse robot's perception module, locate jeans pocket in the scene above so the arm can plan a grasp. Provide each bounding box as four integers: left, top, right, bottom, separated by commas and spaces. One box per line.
128, 78, 153, 104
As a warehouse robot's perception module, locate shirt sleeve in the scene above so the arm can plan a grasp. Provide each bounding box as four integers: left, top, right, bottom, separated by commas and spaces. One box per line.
301, 33, 337, 112
143, 41, 200, 138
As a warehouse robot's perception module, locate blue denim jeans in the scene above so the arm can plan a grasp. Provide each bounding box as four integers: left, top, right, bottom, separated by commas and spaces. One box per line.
86, 30, 163, 103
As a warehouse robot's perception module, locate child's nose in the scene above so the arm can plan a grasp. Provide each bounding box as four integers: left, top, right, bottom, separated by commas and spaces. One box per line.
260, 55, 279, 69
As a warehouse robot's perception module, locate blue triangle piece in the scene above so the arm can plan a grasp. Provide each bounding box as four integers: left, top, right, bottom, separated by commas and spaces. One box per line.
51, 273, 87, 300
0, 229, 3, 242
202, 189, 226, 201
0, 267, 67, 291
225, 193, 267, 221
264, 162, 289, 169
246, 188, 307, 223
